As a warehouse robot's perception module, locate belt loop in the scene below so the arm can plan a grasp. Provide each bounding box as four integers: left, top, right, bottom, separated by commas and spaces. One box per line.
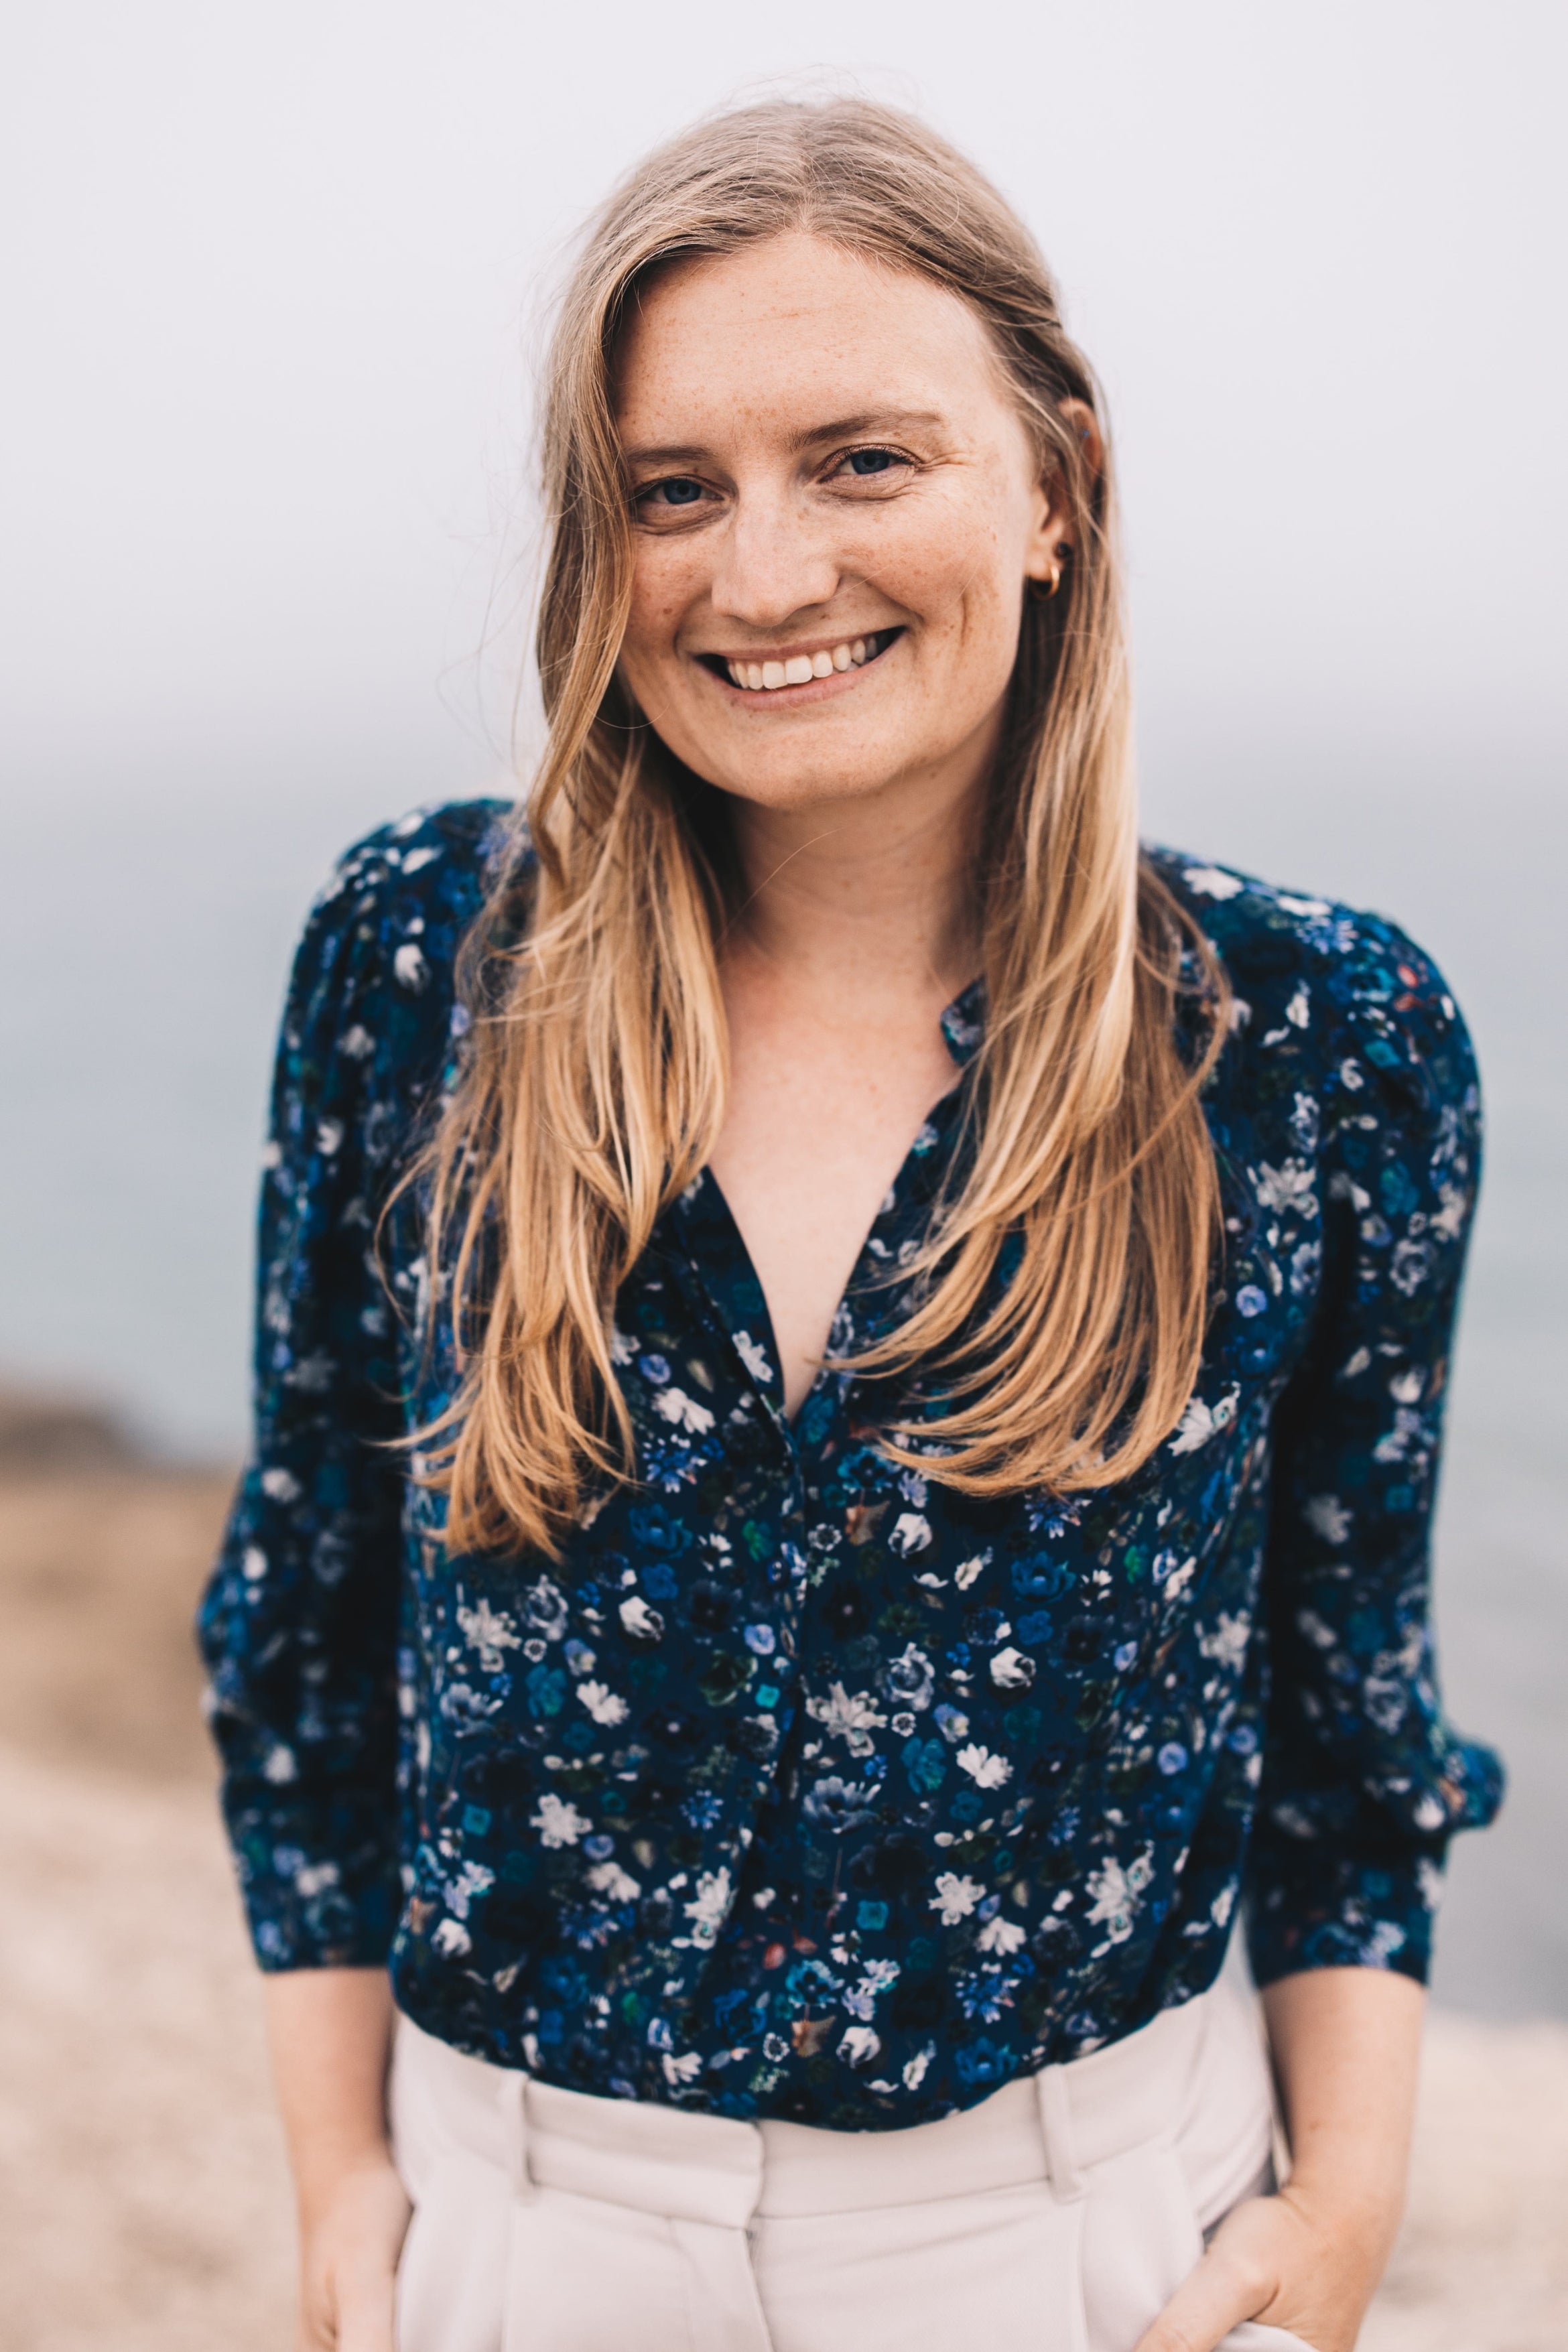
1037, 2063, 1085, 2202
504, 2071, 535, 2203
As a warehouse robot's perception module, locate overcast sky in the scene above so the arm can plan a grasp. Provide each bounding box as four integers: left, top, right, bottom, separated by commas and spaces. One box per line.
5, 0, 1564, 827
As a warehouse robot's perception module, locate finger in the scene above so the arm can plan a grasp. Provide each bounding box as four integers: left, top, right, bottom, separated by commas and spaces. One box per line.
1132, 2241, 1266, 2352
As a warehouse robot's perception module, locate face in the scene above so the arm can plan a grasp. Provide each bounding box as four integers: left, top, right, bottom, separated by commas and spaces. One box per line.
613, 231, 1073, 819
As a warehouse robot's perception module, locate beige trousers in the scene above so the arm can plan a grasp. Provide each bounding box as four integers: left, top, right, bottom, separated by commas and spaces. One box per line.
391, 1963, 1312, 2352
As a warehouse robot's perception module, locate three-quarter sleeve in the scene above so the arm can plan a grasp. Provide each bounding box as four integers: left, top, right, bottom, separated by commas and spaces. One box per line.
198, 845, 415, 1969
1244, 920, 1504, 1987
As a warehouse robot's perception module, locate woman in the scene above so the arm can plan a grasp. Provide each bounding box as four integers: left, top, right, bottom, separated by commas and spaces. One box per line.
200, 99, 1501, 2352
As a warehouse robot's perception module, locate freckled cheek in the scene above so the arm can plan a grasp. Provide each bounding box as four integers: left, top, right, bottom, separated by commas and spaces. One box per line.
881, 530, 1021, 679
863, 495, 1017, 635
623, 556, 704, 700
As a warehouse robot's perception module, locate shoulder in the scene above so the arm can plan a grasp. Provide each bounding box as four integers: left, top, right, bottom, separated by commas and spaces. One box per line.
276, 797, 521, 1106
1144, 844, 1477, 1118
291, 797, 519, 1002
307, 796, 520, 942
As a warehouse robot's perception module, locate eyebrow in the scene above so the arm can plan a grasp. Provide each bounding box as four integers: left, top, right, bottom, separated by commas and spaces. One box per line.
620, 409, 950, 468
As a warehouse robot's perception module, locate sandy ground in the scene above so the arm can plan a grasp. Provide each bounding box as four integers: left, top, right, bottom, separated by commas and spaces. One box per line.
1, 1457, 1564, 2351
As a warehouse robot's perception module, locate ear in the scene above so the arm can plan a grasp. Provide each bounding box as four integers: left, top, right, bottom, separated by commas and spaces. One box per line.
1023, 397, 1103, 589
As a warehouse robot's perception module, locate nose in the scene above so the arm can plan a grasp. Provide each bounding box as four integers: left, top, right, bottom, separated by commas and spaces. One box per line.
708, 484, 840, 629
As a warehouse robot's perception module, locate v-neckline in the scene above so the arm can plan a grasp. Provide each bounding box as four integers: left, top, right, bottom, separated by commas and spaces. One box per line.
667, 976, 986, 1437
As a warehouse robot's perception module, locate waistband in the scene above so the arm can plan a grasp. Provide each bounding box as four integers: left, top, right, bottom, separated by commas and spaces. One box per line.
391, 1966, 1272, 2231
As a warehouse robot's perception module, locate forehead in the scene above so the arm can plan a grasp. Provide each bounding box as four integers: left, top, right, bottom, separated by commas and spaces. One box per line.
613, 231, 1008, 444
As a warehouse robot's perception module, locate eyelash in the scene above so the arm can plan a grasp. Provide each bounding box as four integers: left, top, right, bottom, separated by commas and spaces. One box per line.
633, 445, 916, 519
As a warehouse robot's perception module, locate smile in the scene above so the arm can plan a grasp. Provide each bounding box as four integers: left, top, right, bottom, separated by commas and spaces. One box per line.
700, 628, 903, 694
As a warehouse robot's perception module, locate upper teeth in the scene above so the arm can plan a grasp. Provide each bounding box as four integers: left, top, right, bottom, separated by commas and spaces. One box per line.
724, 635, 877, 691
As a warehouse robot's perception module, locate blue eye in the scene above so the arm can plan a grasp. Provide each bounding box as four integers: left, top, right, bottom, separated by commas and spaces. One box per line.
846, 448, 899, 475
650, 477, 704, 506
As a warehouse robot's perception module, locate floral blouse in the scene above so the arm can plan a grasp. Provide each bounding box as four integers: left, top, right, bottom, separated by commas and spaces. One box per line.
199, 799, 1502, 2128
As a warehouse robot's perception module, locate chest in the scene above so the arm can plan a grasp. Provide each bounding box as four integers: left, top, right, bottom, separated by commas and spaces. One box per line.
707, 988, 962, 1420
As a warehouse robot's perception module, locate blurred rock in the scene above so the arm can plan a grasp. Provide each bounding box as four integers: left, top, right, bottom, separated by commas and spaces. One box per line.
0, 1453, 233, 1782
0, 1386, 146, 1474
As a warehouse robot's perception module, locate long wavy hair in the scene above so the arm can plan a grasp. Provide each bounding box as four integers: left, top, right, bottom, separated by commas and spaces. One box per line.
413, 97, 1228, 1558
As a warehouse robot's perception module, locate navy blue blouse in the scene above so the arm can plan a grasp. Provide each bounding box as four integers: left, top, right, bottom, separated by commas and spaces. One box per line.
199, 799, 1502, 2128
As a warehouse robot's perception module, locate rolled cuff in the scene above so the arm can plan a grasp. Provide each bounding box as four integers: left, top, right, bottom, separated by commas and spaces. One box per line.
219, 1788, 402, 1971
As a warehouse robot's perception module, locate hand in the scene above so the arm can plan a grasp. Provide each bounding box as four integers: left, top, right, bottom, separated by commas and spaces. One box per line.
295, 2156, 412, 2352
1132, 2172, 1399, 2352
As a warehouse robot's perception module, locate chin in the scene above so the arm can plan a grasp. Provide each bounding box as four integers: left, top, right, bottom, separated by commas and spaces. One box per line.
703, 756, 909, 813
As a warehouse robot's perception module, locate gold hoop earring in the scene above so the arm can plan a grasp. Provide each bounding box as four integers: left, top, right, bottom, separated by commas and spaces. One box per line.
1028, 569, 1062, 602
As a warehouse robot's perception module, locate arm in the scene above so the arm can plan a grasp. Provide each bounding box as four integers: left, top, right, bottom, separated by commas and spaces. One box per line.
1136, 1967, 1425, 2352
1242, 921, 1501, 1989
198, 838, 412, 1970
1141, 917, 1499, 2352
265, 1969, 409, 2352
198, 830, 448, 2344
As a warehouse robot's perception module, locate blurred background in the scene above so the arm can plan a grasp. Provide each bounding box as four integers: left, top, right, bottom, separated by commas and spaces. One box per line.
1, 3, 1563, 2345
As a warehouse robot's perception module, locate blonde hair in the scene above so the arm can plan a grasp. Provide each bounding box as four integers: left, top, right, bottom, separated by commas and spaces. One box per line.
415, 97, 1228, 1557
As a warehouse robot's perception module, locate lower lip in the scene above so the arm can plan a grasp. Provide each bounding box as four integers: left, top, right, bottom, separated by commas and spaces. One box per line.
702, 637, 899, 708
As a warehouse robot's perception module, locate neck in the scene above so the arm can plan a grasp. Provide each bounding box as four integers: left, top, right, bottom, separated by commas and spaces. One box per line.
721, 761, 986, 1015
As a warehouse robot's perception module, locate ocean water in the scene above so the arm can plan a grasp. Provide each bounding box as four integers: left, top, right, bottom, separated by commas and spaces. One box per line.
1, 728, 1563, 2018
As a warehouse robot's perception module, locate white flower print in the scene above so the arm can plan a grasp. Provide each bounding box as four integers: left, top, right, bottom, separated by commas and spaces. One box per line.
523, 1577, 569, 1640
1285, 984, 1310, 1028
807, 1682, 888, 1757
1364, 1677, 1409, 1735
903, 2044, 935, 2091
1373, 1407, 1426, 1464
456, 1598, 521, 1673
532, 1793, 590, 1849
929, 1872, 985, 1926
839, 2026, 881, 2067
889, 1511, 933, 1556
1304, 1494, 1352, 1545
956, 1744, 1013, 1790
953, 1553, 989, 1591
733, 1330, 773, 1384
431, 1918, 472, 1957
444, 1859, 495, 1920
1085, 1848, 1154, 1945
1389, 1238, 1434, 1296
976, 1916, 1028, 1956
393, 942, 429, 990
619, 1595, 665, 1641
1430, 1183, 1467, 1241
578, 1680, 629, 1726
1169, 1386, 1240, 1455
586, 1860, 641, 1903
653, 1385, 716, 1434
1183, 864, 1245, 899
662, 2050, 703, 2086
842, 1959, 901, 2020
989, 1647, 1036, 1691
1255, 1159, 1318, 1216
1199, 1612, 1251, 1671
883, 1644, 935, 1711
683, 1867, 732, 1947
